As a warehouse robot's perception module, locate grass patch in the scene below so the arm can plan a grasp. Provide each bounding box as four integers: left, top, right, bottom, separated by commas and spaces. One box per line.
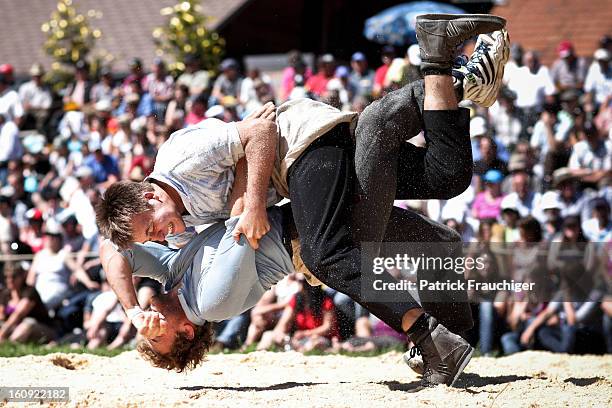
0, 342, 128, 358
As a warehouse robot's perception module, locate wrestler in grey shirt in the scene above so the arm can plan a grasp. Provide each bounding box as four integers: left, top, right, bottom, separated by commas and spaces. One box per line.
121, 207, 294, 324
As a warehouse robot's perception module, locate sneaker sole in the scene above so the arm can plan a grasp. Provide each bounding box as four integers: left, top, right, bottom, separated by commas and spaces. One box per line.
465, 29, 510, 107
417, 13, 506, 29
449, 345, 474, 386
483, 29, 510, 107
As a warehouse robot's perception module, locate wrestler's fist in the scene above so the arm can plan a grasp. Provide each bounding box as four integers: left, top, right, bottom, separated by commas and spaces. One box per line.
232, 206, 270, 250
133, 311, 168, 339
244, 101, 276, 122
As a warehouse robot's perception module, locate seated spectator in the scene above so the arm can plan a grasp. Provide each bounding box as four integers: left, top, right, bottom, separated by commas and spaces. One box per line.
337, 314, 407, 353
0, 107, 23, 185
551, 168, 591, 220
19, 208, 44, 253
85, 289, 132, 350
306, 54, 336, 98
117, 79, 153, 118
211, 58, 242, 104
474, 137, 508, 178
176, 54, 210, 96
506, 51, 556, 138
279, 50, 312, 101
185, 94, 207, 126
63, 60, 92, 109
243, 274, 300, 349
489, 87, 521, 149
584, 48, 611, 107
538, 191, 564, 241
551, 40, 588, 93
144, 58, 174, 123
90, 66, 115, 105
82, 139, 120, 188
18, 63, 52, 132
472, 170, 505, 221
257, 284, 338, 352
348, 52, 375, 99
164, 84, 189, 130
240, 67, 274, 113
0, 194, 16, 254
121, 58, 146, 95
568, 122, 611, 186
582, 197, 611, 243
0, 72, 24, 126
501, 171, 543, 220
373, 45, 395, 98
0, 263, 55, 344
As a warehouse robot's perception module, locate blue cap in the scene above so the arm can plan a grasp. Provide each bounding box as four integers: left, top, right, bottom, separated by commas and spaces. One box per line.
483, 169, 504, 184
335, 65, 349, 78
351, 52, 366, 62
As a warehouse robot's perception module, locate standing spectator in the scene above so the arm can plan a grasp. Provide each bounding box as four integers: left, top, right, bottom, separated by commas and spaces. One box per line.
584, 48, 612, 106
211, 58, 243, 104
0, 263, 56, 344
506, 51, 556, 138
551, 40, 588, 92
280, 50, 312, 101
348, 52, 375, 99
144, 58, 174, 123
176, 54, 210, 96
372, 45, 395, 98
18, 63, 52, 132
0, 73, 23, 126
305, 54, 336, 98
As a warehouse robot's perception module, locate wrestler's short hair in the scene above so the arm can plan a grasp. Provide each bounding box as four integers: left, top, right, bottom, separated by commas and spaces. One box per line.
137, 322, 213, 372
95, 181, 154, 249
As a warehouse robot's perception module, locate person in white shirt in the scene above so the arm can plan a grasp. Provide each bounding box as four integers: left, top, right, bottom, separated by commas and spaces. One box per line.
0, 74, 23, 126
584, 48, 612, 106
568, 122, 612, 186
18, 63, 52, 131
582, 198, 611, 243
0, 110, 23, 165
506, 51, 556, 138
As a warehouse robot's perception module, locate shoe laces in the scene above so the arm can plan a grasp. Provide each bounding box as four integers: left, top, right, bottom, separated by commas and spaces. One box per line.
409, 345, 422, 359
465, 40, 492, 77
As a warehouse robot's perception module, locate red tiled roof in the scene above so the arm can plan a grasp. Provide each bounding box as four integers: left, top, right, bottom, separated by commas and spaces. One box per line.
491, 0, 612, 65
0, 0, 249, 74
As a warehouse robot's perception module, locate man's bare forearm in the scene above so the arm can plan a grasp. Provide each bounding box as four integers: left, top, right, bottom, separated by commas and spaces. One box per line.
100, 240, 140, 311
237, 119, 277, 210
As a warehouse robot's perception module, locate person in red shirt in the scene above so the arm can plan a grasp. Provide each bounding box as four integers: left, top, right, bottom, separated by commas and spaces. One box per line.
305, 54, 336, 98
257, 282, 338, 352
373, 45, 396, 98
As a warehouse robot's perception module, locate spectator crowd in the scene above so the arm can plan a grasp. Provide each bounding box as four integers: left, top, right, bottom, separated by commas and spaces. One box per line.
0, 32, 610, 357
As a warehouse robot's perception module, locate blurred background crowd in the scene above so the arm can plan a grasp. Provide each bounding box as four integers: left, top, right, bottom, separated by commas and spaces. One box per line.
0, 1, 611, 358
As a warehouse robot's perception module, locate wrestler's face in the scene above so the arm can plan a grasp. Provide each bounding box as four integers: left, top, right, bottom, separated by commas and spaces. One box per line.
131, 192, 186, 244
145, 292, 194, 355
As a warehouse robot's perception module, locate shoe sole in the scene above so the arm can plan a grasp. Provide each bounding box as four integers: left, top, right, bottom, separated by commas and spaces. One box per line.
449, 345, 474, 387
417, 14, 507, 28
465, 29, 510, 107
481, 29, 510, 107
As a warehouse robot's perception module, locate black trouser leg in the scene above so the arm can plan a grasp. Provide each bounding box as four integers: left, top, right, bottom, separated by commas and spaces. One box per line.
288, 125, 420, 334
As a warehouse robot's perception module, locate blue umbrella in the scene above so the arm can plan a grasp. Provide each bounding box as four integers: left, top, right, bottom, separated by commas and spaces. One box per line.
364, 1, 466, 46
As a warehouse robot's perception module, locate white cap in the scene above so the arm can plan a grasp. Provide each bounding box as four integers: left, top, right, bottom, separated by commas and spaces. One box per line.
540, 191, 562, 211
407, 44, 421, 66
470, 116, 488, 138
205, 105, 225, 119
594, 48, 610, 61
501, 194, 520, 212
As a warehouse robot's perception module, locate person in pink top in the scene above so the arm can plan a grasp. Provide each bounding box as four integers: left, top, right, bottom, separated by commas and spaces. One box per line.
280, 50, 312, 101
472, 169, 505, 220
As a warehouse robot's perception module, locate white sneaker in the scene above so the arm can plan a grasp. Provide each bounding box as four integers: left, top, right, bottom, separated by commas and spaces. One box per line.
453, 29, 510, 108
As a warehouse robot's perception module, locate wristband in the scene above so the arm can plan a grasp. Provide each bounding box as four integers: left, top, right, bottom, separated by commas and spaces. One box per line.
126, 306, 144, 325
